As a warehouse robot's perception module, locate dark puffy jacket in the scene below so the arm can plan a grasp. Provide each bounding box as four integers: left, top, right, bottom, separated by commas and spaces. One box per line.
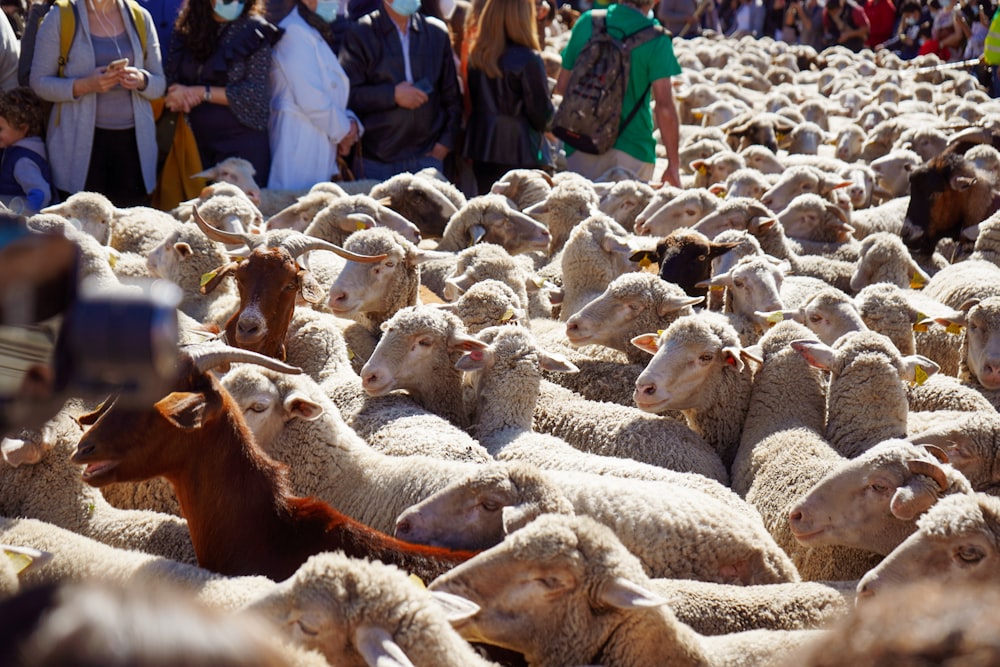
339, 8, 462, 164
463, 43, 553, 168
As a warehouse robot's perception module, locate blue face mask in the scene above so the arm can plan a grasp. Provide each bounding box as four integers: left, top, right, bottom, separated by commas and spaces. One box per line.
388, 0, 421, 16
214, 0, 244, 21
314, 0, 340, 21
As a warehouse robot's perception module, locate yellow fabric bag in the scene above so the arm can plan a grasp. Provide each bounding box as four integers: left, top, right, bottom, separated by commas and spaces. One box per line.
151, 98, 206, 211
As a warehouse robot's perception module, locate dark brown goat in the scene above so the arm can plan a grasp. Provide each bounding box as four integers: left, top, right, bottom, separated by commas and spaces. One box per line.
71, 345, 476, 582
629, 228, 738, 300
194, 207, 385, 360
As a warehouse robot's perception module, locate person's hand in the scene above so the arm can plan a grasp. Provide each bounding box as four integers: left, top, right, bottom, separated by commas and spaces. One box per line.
338, 120, 359, 156
117, 66, 146, 91
657, 163, 681, 189
427, 142, 449, 161
395, 81, 428, 109
165, 83, 190, 112
78, 66, 120, 95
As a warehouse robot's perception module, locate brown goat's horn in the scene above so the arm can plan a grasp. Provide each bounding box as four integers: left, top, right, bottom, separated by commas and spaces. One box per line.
908, 459, 949, 492
279, 234, 387, 264
192, 205, 260, 248
187, 344, 302, 375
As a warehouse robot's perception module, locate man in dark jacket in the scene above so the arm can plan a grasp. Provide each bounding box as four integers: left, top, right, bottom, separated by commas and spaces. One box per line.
338, 0, 462, 181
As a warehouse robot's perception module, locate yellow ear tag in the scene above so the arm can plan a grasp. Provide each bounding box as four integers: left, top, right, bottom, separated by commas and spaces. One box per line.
533, 276, 547, 288
716, 189, 727, 198
638, 256, 653, 270
200, 270, 218, 288
912, 322, 929, 333
766, 311, 784, 324
5, 550, 33, 574
107, 251, 118, 269
910, 273, 926, 289
355, 219, 368, 231
946, 322, 963, 335
697, 165, 708, 176
500, 307, 515, 322
776, 132, 788, 140
914, 364, 929, 386
409, 574, 426, 589
347, 348, 355, 361
709, 285, 725, 292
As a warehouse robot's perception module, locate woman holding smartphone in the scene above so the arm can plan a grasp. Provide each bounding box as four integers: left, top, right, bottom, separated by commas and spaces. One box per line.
28, 0, 165, 206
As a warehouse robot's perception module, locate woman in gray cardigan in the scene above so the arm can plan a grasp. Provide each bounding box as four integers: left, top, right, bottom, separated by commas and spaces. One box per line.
29, 0, 165, 206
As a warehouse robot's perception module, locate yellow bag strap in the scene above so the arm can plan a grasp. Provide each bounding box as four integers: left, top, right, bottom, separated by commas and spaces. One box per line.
55, 0, 147, 78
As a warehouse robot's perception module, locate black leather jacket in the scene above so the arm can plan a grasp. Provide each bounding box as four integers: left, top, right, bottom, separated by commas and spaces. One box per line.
463, 44, 553, 167
339, 9, 463, 164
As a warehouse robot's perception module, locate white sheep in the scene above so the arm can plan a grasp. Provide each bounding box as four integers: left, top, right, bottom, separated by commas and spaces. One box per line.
557, 213, 642, 321
522, 178, 600, 255
429, 514, 816, 666
597, 178, 655, 232
632, 187, 720, 237
908, 411, 1000, 493
849, 231, 930, 293
368, 171, 464, 239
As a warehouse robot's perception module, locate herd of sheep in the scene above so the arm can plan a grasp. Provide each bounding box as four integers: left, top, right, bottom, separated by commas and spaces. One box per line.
6, 21, 1000, 667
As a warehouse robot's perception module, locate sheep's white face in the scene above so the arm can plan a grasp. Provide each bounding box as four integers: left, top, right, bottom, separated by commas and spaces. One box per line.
725, 263, 783, 319
634, 337, 734, 413
328, 248, 406, 317
857, 497, 1000, 600
394, 477, 512, 550
965, 303, 1000, 390
221, 372, 287, 449
565, 294, 643, 349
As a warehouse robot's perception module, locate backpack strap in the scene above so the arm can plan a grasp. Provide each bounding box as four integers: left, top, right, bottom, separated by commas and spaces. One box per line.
126, 0, 148, 63
54, 0, 74, 78
617, 21, 670, 135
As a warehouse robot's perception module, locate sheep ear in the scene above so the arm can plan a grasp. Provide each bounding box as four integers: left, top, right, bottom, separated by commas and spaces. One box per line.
354, 625, 417, 667
791, 339, 836, 370
455, 347, 494, 372
174, 242, 193, 259
740, 347, 763, 367
199, 261, 240, 295
410, 247, 453, 265
601, 235, 633, 255
448, 333, 489, 356
501, 502, 542, 534
629, 249, 660, 265
1, 437, 46, 468
155, 392, 209, 431
900, 355, 940, 384
958, 298, 981, 313
750, 217, 777, 234
284, 392, 324, 421
597, 577, 668, 610
430, 591, 481, 624
297, 270, 325, 304
721, 345, 745, 371
933, 308, 966, 329
469, 224, 487, 245
889, 473, 942, 521
490, 180, 511, 196
708, 241, 741, 259
524, 200, 549, 218
1, 544, 52, 575
658, 294, 703, 316
538, 349, 579, 374
697, 272, 733, 289
631, 333, 661, 355
708, 183, 727, 197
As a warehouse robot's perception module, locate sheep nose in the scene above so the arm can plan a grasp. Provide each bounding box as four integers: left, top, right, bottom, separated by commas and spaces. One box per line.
329, 290, 348, 305
395, 517, 412, 537
856, 580, 875, 600
565, 321, 579, 334
789, 509, 803, 524
636, 382, 657, 396
361, 370, 378, 387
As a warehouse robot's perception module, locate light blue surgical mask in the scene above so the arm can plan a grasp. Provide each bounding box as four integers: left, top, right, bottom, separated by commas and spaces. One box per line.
214, 0, 245, 21
388, 0, 421, 16
314, 0, 340, 20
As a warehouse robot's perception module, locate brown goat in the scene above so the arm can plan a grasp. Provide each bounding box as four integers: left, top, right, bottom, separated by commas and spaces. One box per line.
71, 345, 476, 582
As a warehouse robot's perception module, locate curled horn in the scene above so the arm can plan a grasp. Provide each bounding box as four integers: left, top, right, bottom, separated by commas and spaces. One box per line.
187, 344, 303, 375
192, 205, 261, 249
908, 459, 949, 492
923, 444, 951, 464
278, 232, 387, 264
825, 200, 851, 225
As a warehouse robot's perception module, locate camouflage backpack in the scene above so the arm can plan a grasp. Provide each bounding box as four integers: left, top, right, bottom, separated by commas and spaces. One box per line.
551, 11, 669, 155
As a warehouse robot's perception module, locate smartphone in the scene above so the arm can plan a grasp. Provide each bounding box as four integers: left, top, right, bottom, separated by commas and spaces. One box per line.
107, 57, 129, 73
413, 78, 433, 94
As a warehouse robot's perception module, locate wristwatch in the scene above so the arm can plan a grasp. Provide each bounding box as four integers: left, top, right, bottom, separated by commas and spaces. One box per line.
203, 85, 211, 103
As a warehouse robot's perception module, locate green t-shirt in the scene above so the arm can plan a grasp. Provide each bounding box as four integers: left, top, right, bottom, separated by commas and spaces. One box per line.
560, 4, 681, 164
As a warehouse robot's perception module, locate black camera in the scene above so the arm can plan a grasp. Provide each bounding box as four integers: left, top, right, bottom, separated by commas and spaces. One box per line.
0, 214, 181, 436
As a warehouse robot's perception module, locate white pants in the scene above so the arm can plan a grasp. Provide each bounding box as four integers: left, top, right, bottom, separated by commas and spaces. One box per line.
565, 148, 655, 182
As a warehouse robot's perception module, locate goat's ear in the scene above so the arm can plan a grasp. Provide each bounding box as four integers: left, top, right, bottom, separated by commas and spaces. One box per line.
297, 270, 324, 304
597, 577, 668, 610
629, 249, 660, 265
791, 339, 836, 370
155, 392, 209, 430
284, 392, 324, 421
200, 262, 240, 295
354, 625, 417, 667
78, 398, 114, 425
631, 333, 661, 355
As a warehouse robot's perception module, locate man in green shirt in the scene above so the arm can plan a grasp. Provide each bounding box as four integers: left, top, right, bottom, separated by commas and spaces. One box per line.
553, 0, 681, 187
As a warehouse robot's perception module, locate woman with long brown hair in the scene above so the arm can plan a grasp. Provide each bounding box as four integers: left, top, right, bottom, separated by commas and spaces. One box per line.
463, 0, 552, 195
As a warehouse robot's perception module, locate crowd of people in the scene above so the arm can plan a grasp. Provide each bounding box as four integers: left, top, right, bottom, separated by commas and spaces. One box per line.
0, 0, 990, 211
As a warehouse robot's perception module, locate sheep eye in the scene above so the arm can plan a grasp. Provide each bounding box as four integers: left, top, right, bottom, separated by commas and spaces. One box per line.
296, 620, 319, 637
957, 545, 985, 563
416, 338, 433, 347
869, 481, 890, 493
248, 402, 268, 413
383, 261, 395, 269
697, 254, 707, 261
481, 500, 501, 512
733, 278, 745, 288
698, 353, 714, 363
808, 314, 823, 324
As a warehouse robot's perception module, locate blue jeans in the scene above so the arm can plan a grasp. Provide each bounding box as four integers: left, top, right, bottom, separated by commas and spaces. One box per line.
358, 155, 444, 181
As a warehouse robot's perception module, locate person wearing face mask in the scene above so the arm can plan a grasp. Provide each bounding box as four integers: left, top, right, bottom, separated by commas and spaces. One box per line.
338, 0, 463, 182
163, 0, 282, 185
267, 0, 359, 187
